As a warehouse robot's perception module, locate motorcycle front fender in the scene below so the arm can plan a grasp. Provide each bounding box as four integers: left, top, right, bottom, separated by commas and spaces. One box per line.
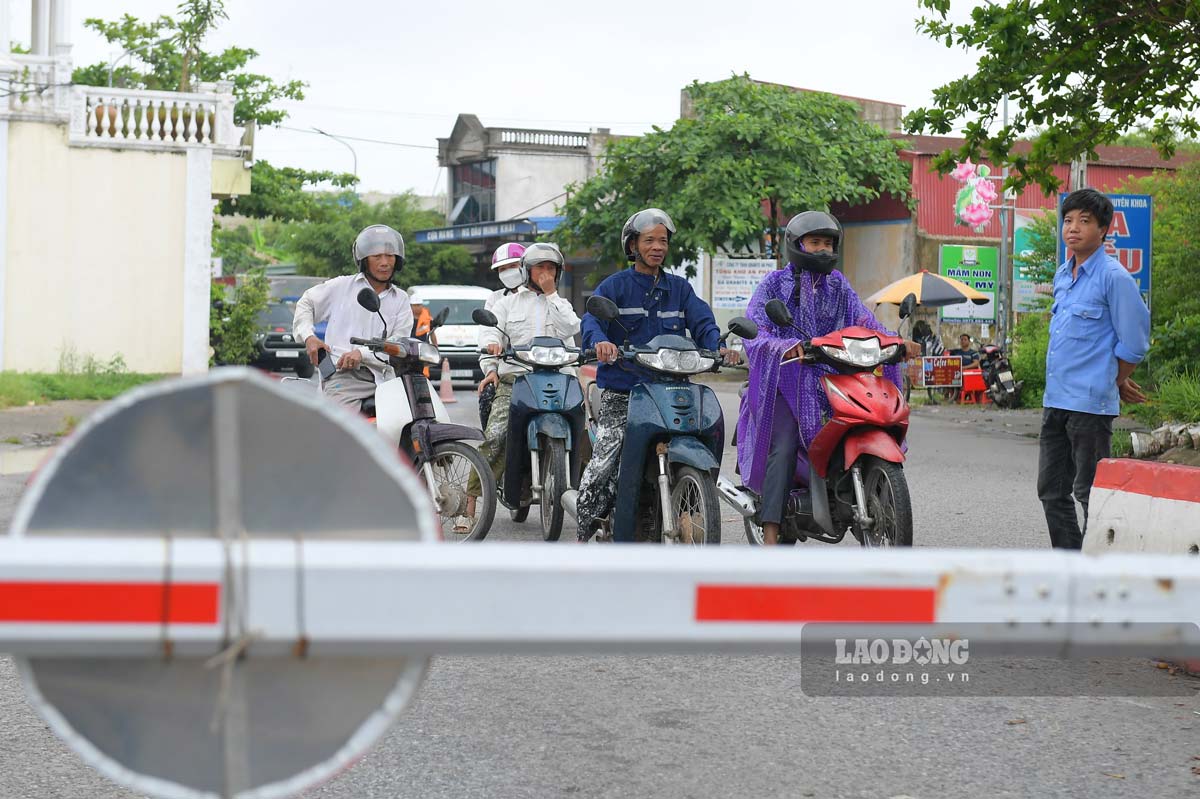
841, 427, 905, 470
667, 436, 720, 477
527, 413, 572, 450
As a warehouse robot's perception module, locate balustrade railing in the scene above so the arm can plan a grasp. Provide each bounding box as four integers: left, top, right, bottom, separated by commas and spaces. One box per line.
494, 128, 589, 149
5, 54, 61, 116
69, 83, 240, 152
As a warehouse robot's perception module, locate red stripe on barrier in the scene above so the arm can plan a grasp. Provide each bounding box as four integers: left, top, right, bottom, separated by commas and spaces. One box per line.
695, 585, 936, 623
0, 582, 221, 624
1092, 458, 1200, 504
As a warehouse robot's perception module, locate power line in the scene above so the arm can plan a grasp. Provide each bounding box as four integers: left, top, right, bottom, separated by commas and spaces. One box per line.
276, 125, 439, 149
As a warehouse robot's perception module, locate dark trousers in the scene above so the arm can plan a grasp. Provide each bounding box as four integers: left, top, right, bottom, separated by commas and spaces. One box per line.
1037, 407, 1113, 549
760, 392, 800, 525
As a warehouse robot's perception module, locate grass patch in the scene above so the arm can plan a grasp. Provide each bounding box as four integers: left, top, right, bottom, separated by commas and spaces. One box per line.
1111, 429, 1132, 457
2, 436, 21, 445
1126, 370, 1200, 428
0, 372, 162, 409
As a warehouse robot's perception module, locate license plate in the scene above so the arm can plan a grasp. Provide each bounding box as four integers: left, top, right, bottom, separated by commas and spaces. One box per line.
274, 350, 299, 358
999, 370, 1013, 382
450, 369, 474, 378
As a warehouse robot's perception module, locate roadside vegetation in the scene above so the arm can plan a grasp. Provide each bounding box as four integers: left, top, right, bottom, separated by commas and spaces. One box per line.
0, 354, 161, 409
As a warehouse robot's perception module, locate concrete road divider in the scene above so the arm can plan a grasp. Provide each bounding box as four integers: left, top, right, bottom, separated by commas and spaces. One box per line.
1084, 457, 1200, 677
1083, 458, 1200, 556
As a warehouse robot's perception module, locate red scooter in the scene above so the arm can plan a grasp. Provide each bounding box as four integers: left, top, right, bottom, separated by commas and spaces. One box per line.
720, 296, 916, 547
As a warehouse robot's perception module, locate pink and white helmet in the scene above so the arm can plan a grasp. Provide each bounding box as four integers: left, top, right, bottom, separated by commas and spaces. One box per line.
491, 242, 526, 270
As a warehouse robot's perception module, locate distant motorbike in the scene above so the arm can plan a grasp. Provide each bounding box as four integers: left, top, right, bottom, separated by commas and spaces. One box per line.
471, 307, 591, 541
721, 295, 916, 548
978, 344, 1023, 408
563, 295, 757, 545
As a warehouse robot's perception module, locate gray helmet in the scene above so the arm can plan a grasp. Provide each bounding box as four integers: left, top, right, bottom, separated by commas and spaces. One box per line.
352, 225, 406, 275
520, 242, 565, 291
784, 211, 841, 275
621, 208, 676, 262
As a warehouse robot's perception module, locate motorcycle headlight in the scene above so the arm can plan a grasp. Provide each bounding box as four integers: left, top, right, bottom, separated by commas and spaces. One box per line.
636, 348, 715, 375
417, 342, 441, 365
522, 345, 575, 367
822, 338, 892, 368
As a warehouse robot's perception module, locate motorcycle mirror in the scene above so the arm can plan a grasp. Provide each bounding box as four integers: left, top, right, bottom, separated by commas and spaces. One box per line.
357, 288, 381, 314
586, 295, 619, 322
431, 306, 450, 328
727, 317, 758, 340
898, 293, 918, 320
764, 299, 793, 327
471, 308, 498, 327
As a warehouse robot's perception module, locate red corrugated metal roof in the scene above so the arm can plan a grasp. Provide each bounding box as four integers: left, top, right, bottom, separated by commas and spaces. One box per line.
896, 133, 1197, 170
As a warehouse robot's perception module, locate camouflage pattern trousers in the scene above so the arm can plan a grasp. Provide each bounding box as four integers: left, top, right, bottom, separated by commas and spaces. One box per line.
576, 389, 630, 540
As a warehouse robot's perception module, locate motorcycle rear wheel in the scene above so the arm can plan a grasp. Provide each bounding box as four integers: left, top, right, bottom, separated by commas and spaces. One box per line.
852, 456, 913, 547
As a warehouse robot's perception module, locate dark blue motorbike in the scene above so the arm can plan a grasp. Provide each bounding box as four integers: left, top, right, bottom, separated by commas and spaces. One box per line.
563, 295, 756, 544
472, 309, 591, 541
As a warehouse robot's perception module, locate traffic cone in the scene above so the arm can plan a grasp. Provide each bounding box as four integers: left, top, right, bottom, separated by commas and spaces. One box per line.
439, 358, 457, 403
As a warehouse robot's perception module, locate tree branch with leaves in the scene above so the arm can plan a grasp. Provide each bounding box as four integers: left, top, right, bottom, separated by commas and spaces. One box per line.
905, 0, 1200, 193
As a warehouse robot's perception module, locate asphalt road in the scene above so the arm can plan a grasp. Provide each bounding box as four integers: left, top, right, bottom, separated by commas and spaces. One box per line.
1, 384, 1197, 799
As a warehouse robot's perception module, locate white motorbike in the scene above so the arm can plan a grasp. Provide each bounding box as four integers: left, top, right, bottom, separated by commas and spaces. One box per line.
301, 288, 497, 540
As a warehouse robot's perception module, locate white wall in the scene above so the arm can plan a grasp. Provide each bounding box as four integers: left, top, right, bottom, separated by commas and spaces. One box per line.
841, 221, 915, 331
4, 120, 209, 373
495, 152, 591, 220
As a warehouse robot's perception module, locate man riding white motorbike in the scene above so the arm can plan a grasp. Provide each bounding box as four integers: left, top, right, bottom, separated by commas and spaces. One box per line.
293, 225, 413, 409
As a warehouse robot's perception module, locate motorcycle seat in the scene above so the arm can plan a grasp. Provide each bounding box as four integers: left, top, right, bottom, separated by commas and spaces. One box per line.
360, 396, 377, 417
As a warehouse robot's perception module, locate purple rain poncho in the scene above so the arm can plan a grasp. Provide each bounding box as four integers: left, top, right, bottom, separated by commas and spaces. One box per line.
736, 267, 903, 493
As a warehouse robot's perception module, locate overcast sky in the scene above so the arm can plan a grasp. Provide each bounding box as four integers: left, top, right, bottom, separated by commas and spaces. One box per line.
17, 0, 982, 197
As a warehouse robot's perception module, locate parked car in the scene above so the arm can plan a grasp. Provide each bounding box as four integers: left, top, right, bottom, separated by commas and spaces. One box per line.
407, 285, 494, 386
252, 300, 308, 373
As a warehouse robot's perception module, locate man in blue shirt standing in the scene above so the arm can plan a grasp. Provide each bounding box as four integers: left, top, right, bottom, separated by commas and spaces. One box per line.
1039, 189, 1150, 549
575, 208, 738, 542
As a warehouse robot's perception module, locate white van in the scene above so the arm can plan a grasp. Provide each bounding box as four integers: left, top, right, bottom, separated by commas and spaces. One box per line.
408, 284, 494, 386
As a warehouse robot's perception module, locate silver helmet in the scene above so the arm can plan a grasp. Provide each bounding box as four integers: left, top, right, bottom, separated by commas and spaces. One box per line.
621, 208, 676, 262
352, 225, 406, 274
520, 242, 566, 291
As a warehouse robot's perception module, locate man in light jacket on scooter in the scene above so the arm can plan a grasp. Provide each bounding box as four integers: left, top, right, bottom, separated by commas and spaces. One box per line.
736, 211, 918, 545
294, 225, 413, 410
575, 208, 739, 542
464, 243, 580, 531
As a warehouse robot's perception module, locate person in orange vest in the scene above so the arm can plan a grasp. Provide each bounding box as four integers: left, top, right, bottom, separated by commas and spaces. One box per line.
410, 292, 436, 377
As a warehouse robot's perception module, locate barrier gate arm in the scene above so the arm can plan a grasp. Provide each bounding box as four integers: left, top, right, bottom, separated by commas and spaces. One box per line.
2, 538, 1197, 658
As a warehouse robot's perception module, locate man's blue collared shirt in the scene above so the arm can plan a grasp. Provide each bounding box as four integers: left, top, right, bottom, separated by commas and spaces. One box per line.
1043, 248, 1150, 416
581, 268, 721, 392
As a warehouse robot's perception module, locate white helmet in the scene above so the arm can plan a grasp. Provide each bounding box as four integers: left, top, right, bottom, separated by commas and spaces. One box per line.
352, 225, 405, 276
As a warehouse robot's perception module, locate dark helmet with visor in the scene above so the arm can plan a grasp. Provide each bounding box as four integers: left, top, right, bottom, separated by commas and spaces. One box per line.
352, 225, 406, 279
621, 208, 676, 262
784, 211, 842, 275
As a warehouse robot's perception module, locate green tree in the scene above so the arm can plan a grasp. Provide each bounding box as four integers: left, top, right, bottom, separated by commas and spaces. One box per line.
279, 194, 474, 284
1013, 211, 1058, 304
554, 75, 912, 270
217, 160, 358, 222
905, 1, 1200, 193
210, 269, 269, 366
72, 5, 304, 126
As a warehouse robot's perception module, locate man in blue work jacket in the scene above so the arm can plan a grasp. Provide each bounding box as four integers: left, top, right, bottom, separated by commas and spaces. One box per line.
1039, 188, 1150, 549
576, 207, 739, 542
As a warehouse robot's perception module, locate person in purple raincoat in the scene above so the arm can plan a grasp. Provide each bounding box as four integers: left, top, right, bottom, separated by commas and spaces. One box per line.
736, 211, 919, 545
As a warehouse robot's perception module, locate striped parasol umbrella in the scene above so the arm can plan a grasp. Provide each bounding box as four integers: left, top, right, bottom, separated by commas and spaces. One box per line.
864, 269, 989, 308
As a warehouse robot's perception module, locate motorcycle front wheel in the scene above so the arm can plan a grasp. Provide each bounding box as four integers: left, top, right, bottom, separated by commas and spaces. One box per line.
656, 466, 721, 545
539, 437, 567, 542
851, 456, 913, 547
427, 441, 496, 542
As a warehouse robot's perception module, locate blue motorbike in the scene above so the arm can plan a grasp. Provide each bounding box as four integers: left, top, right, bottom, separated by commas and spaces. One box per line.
563, 295, 756, 544
472, 308, 591, 541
